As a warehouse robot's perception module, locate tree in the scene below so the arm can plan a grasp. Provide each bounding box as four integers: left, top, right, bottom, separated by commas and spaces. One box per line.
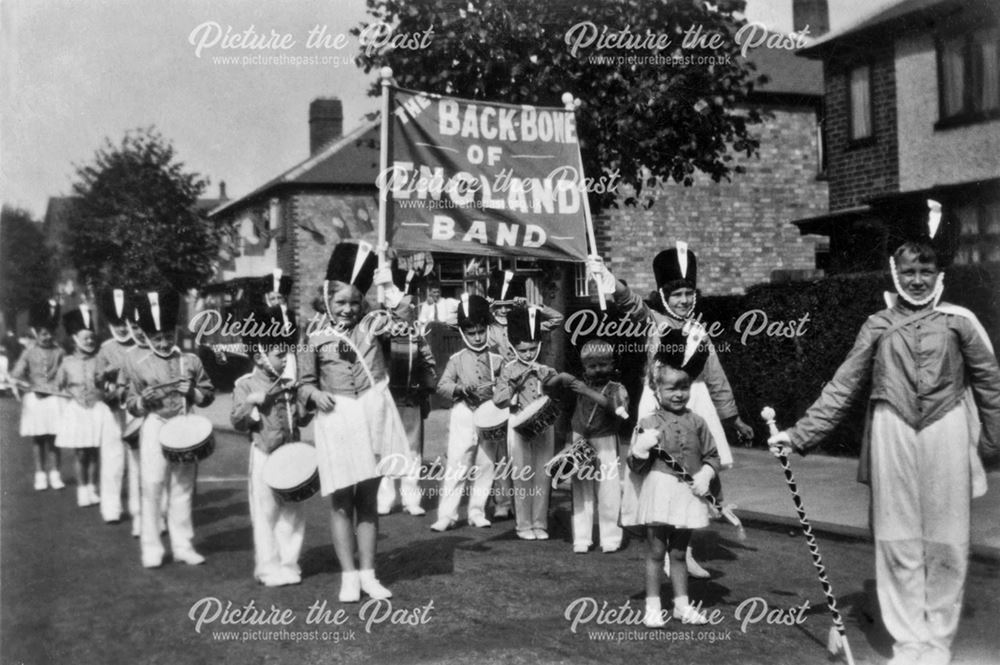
0, 205, 55, 324
70, 127, 220, 293
353, 0, 764, 209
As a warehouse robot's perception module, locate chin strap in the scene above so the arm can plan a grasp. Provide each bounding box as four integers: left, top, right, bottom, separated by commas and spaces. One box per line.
658, 289, 697, 322
459, 328, 488, 352
889, 256, 944, 308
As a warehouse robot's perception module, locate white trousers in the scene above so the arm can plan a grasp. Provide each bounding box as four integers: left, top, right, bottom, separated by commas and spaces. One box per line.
571, 433, 623, 549
435, 403, 499, 522
378, 405, 424, 513
870, 403, 970, 657
249, 447, 305, 581
100, 409, 140, 523
139, 415, 198, 561
510, 425, 554, 534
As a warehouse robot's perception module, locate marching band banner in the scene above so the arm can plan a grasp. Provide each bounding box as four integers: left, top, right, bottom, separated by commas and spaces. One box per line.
385, 86, 590, 262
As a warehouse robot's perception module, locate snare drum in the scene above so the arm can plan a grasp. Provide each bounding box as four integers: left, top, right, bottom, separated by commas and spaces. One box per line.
122, 416, 144, 449
473, 402, 509, 444
510, 396, 561, 439
159, 414, 215, 463
263, 442, 320, 502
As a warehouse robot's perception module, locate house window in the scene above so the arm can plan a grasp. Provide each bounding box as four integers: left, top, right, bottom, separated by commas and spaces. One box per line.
848, 65, 873, 141
938, 28, 1000, 125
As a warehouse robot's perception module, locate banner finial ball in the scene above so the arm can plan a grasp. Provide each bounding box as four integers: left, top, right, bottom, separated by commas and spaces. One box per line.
380, 67, 393, 79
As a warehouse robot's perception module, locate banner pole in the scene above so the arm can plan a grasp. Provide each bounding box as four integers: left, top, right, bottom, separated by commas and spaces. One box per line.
377, 67, 393, 305
562, 92, 606, 311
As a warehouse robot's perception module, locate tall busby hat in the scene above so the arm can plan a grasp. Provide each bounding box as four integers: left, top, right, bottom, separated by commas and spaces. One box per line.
653, 241, 697, 292
135, 290, 181, 334
487, 269, 526, 303
325, 241, 377, 294
99, 288, 131, 326
391, 261, 426, 297
63, 305, 96, 337
29, 299, 60, 331
243, 305, 297, 354
456, 294, 491, 329
653, 326, 708, 378
506, 305, 547, 346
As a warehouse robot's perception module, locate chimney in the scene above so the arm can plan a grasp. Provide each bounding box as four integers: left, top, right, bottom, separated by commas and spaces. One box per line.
309, 98, 343, 155
219, 181, 228, 201
793, 0, 829, 36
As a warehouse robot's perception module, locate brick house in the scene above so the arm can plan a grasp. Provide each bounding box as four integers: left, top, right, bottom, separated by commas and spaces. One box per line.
792, 0, 1000, 272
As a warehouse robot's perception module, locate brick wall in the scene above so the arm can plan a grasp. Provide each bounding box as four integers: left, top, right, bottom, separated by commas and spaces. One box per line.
825, 41, 899, 210
290, 189, 380, 325
594, 104, 828, 296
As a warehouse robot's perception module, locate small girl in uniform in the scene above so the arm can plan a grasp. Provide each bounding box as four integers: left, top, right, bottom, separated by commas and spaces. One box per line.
297, 242, 411, 602
56, 305, 121, 507
12, 300, 65, 491
621, 330, 719, 627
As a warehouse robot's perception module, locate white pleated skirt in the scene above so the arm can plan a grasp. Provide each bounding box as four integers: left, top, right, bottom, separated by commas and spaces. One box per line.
313, 379, 409, 495
620, 467, 710, 531
19, 393, 65, 436
56, 399, 121, 449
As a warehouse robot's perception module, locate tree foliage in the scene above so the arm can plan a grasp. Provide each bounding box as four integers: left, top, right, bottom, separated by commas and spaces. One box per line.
0, 205, 54, 321
70, 127, 220, 293
354, 0, 764, 209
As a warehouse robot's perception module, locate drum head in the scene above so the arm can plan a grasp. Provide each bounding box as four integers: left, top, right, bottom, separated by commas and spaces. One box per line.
473, 402, 509, 429
159, 415, 213, 450
509, 396, 549, 428
264, 442, 318, 491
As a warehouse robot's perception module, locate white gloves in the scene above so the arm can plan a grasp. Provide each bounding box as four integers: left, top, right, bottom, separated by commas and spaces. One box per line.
372, 268, 404, 308
587, 255, 616, 295
767, 431, 793, 457
614, 406, 629, 420
373, 267, 393, 287
631, 429, 660, 459
691, 465, 715, 496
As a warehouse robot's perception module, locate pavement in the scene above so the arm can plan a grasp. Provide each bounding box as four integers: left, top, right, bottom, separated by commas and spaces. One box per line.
195, 392, 1000, 560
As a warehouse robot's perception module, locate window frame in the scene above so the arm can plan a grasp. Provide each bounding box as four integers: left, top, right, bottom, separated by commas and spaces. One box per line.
935, 27, 1000, 130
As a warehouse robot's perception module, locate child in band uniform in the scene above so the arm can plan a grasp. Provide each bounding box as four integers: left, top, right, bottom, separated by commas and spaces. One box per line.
567, 339, 629, 553
232, 306, 309, 587
56, 304, 120, 507
492, 305, 563, 540
126, 290, 215, 568
621, 334, 718, 627
12, 300, 65, 491
297, 242, 410, 602
431, 294, 504, 531
95, 288, 139, 523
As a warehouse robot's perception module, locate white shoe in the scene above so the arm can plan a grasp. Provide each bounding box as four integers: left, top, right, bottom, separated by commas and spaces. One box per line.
469, 515, 492, 528
339, 571, 361, 603
673, 604, 709, 625
533, 529, 549, 540
573, 543, 591, 554
643, 598, 666, 628
601, 542, 622, 554
359, 569, 392, 600
686, 548, 710, 579
142, 554, 163, 569
48, 471, 65, 490
404, 505, 426, 516
377, 506, 393, 516
429, 519, 455, 532
87, 484, 100, 506
493, 507, 512, 520
516, 530, 536, 541
174, 550, 206, 565
77, 487, 88, 507
34, 471, 48, 491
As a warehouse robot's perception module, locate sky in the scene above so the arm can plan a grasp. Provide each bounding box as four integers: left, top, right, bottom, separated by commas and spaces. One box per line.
1, 0, 899, 220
